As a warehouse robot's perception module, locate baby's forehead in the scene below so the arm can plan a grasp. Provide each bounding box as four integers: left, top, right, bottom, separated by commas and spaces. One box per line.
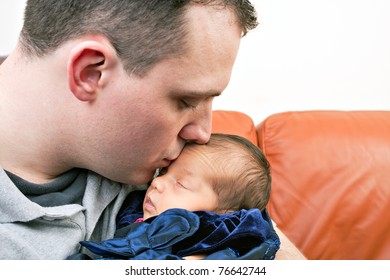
186, 139, 240, 152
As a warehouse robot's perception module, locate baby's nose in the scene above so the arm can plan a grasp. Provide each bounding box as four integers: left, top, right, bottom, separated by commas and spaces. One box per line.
150, 177, 165, 193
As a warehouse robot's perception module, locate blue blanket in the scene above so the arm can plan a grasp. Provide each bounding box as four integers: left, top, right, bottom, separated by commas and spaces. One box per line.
80, 190, 280, 260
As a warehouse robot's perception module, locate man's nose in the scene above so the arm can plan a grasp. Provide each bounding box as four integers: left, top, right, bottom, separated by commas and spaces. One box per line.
178, 104, 212, 144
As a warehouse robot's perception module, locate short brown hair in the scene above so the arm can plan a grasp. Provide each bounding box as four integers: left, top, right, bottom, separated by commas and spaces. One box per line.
186, 133, 271, 211
20, 0, 257, 76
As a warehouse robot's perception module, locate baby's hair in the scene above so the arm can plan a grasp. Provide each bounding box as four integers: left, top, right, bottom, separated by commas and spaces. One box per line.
186, 133, 271, 211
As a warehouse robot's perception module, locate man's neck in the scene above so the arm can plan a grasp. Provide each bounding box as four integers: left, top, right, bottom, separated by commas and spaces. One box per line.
0, 50, 75, 184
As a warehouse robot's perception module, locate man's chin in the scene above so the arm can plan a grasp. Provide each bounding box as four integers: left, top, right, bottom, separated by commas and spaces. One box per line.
122, 169, 157, 186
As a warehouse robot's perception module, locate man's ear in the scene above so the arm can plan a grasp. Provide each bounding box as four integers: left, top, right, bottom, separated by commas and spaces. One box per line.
67, 38, 116, 102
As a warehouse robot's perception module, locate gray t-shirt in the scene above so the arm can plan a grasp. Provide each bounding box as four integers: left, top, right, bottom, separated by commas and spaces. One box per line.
6, 168, 87, 207
0, 168, 136, 259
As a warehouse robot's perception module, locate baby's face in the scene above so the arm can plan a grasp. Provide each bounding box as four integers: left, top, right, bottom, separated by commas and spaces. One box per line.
143, 145, 218, 220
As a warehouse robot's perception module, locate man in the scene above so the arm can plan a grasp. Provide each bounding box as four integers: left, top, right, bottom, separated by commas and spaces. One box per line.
0, 0, 257, 259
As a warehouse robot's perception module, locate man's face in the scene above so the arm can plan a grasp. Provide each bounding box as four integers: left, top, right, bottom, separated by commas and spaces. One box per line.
89, 6, 242, 185
143, 145, 218, 220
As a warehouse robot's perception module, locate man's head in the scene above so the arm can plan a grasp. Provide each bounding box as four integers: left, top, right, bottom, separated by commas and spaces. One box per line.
2, 1, 257, 185
142, 133, 271, 220
20, 0, 258, 76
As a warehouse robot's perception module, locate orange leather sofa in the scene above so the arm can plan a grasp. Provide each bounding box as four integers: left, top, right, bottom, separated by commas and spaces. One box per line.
212, 110, 390, 260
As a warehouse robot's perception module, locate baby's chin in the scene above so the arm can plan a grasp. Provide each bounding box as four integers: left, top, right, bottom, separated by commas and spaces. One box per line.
142, 210, 156, 221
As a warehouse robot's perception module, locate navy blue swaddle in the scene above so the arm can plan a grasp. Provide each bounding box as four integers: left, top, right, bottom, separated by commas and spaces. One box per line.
80, 190, 280, 260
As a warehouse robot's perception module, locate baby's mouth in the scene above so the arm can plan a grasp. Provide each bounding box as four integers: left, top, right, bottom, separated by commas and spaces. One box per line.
144, 195, 156, 211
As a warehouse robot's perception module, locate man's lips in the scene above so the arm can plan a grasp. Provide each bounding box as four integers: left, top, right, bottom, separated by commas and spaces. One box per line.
161, 159, 172, 168
162, 151, 181, 167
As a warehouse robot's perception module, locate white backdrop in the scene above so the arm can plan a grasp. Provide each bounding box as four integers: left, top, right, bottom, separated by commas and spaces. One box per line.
1, 0, 390, 124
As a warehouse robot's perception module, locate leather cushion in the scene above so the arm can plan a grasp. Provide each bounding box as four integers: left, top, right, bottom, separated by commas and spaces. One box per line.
257, 110, 390, 259
212, 110, 258, 145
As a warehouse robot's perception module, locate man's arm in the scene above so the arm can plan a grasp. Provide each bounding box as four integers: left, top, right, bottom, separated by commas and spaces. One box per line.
274, 226, 306, 260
